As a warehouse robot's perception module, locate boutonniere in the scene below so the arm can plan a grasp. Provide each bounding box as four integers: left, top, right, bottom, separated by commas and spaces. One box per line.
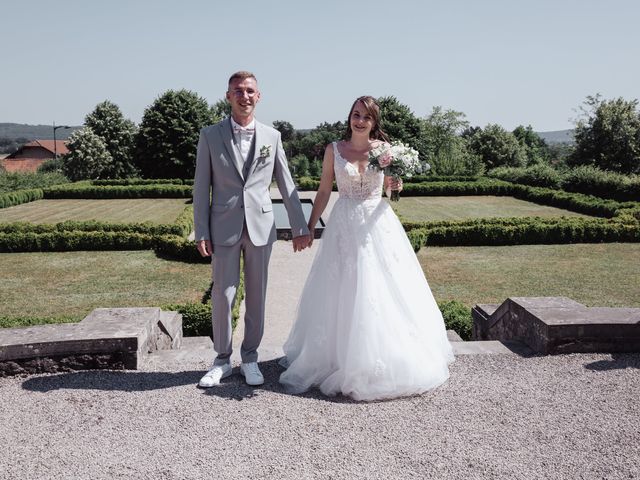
259, 145, 272, 158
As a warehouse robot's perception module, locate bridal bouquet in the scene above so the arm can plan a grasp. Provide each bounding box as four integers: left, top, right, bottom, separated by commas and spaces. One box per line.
368, 141, 429, 201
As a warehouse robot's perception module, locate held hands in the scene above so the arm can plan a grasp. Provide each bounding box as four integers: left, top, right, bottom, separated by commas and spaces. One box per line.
292, 234, 312, 252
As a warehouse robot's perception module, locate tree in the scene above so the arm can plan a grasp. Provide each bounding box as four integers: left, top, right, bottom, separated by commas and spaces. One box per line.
62, 128, 112, 181
467, 124, 527, 170
422, 107, 482, 175
569, 95, 640, 174
289, 121, 346, 162
84, 100, 137, 178
273, 120, 295, 142
212, 98, 231, 120
376, 96, 430, 161
512, 125, 550, 165
134, 89, 220, 178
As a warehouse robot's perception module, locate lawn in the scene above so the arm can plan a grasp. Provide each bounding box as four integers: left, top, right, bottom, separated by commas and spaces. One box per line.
391, 196, 590, 222
0, 251, 211, 319
418, 243, 640, 308
0, 199, 190, 224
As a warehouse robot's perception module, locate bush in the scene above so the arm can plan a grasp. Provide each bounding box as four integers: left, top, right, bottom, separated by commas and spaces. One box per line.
0, 231, 155, 253
0, 171, 69, 194
438, 300, 472, 340
161, 302, 212, 337
562, 166, 640, 202
406, 175, 480, 183
406, 216, 640, 252
488, 165, 563, 189
0, 219, 187, 237
153, 235, 208, 263
92, 178, 187, 186
0, 188, 44, 209
43, 184, 192, 199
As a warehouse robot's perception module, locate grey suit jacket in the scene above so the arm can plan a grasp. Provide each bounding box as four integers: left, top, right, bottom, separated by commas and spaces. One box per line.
193, 117, 309, 247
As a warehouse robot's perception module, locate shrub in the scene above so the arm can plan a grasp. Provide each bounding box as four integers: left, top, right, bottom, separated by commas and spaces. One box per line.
91, 178, 187, 186
438, 300, 473, 340
43, 184, 192, 199
488, 164, 563, 189
0, 171, 68, 194
153, 235, 208, 263
0, 231, 154, 253
406, 216, 640, 252
562, 166, 640, 202
0, 188, 44, 209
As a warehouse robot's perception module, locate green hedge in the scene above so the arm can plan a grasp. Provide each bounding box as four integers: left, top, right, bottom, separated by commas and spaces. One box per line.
154, 235, 209, 263
0, 188, 44, 209
489, 165, 640, 202
438, 300, 473, 341
0, 230, 155, 252
0, 220, 183, 236
406, 216, 640, 251
163, 269, 245, 337
43, 184, 192, 199
406, 175, 480, 183
92, 178, 193, 186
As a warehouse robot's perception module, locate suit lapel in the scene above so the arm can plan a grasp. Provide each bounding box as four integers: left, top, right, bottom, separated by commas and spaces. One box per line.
246, 122, 266, 180
220, 117, 245, 181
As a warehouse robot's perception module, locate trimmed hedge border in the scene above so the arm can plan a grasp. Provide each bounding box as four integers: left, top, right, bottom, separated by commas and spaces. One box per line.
92, 178, 193, 186
43, 184, 193, 199
0, 231, 155, 252
0, 188, 44, 209
405, 216, 640, 251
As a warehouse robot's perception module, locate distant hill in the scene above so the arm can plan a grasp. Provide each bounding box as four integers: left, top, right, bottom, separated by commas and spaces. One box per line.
0, 123, 81, 141
536, 129, 574, 144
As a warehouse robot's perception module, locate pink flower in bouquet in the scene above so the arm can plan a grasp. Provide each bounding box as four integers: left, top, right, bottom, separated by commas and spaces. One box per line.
378, 151, 392, 168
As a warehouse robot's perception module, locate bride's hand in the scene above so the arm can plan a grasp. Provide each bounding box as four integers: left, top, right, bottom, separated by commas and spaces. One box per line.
308, 227, 315, 247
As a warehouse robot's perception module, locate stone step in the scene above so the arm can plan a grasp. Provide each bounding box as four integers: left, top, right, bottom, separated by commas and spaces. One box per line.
0, 308, 183, 376
451, 340, 531, 355
446, 330, 464, 342
142, 336, 213, 368
473, 297, 640, 354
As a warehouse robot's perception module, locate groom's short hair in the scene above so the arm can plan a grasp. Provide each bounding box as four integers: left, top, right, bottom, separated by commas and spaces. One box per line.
228, 71, 257, 86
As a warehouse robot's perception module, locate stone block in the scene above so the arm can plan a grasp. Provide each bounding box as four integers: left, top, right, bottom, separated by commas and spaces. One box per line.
472, 297, 640, 354
0, 308, 184, 376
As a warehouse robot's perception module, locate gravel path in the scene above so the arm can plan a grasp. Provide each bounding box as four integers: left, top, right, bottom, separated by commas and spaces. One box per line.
1, 352, 638, 479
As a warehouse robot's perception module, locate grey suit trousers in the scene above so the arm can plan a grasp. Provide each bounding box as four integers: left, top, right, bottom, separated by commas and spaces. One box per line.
211, 224, 272, 365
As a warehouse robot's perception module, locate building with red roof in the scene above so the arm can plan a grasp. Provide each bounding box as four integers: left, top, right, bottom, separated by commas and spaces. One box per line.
0, 140, 69, 173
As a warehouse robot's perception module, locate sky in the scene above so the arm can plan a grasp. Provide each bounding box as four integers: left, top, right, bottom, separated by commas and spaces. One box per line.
2, 0, 639, 132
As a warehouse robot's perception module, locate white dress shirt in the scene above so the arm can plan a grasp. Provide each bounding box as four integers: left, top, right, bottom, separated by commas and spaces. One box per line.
230, 117, 255, 161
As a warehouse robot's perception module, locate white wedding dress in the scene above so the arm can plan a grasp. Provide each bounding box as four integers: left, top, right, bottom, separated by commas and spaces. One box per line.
279, 142, 454, 401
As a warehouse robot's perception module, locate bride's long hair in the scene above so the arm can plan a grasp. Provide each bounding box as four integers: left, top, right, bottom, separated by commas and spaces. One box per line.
344, 96, 390, 142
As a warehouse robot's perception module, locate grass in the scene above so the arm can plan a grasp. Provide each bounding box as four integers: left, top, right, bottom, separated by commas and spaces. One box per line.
418, 243, 640, 308
0, 251, 211, 319
0, 198, 190, 224
391, 196, 591, 222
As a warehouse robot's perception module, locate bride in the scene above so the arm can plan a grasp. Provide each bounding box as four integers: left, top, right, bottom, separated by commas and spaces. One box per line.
279, 96, 454, 401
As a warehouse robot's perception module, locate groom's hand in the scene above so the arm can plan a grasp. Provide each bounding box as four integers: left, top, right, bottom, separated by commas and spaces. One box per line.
197, 240, 213, 257
292, 234, 311, 252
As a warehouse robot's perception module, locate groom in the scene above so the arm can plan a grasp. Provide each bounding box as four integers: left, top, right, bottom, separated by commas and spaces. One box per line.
193, 71, 311, 387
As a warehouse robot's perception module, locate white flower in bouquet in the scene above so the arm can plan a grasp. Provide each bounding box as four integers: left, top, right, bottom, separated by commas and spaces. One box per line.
368, 141, 428, 200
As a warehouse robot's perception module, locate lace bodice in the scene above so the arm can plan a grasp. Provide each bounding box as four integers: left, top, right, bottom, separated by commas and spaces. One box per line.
332, 142, 384, 201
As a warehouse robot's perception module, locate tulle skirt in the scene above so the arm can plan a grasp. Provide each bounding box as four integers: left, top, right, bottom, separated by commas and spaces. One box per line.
279, 197, 454, 401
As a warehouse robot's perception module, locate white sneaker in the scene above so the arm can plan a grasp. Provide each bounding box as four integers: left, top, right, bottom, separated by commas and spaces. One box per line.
240, 362, 264, 386
198, 363, 232, 388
